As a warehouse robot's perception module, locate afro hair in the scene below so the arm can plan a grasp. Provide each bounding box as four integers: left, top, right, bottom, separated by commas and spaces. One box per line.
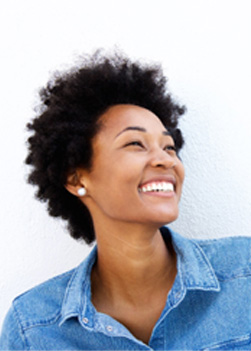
26, 50, 186, 244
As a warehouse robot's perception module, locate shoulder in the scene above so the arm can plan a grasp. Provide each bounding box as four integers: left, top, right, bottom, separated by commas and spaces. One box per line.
10, 268, 75, 330
195, 235, 251, 280
0, 269, 75, 349
1, 246, 96, 335
0, 247, 97, 349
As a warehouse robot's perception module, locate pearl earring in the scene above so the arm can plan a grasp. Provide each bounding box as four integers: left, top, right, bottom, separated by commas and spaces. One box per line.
77, 187, 86, 196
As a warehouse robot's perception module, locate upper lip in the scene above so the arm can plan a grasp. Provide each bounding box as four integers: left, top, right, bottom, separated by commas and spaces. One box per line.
138, 175, 176, 188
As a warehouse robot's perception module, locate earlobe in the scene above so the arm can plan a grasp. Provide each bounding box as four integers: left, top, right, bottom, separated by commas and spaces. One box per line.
65, 171, 87, 197
77, 187, 86, 197
65, 183, 79, 197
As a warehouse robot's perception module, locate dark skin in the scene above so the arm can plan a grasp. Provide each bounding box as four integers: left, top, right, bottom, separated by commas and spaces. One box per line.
66, 105, 185, 344
91, 234, 177, 343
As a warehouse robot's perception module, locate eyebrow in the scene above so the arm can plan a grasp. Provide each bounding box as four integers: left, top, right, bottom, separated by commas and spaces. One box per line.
115, 126, 171, 138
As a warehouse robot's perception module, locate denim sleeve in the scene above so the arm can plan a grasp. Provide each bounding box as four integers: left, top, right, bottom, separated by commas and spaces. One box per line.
0, 305, 26, 350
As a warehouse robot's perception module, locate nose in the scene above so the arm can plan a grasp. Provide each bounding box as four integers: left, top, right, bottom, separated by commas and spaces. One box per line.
149, 148, 177, 169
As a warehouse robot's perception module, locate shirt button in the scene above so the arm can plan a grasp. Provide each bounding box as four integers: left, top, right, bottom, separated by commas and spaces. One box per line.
106, 325, 113, 332
83, 317, 89, 324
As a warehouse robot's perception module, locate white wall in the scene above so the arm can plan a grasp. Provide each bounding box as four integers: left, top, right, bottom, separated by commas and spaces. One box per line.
0, 0, 250, 329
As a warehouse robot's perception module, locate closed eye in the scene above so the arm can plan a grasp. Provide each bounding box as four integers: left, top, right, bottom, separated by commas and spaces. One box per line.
125, 141, 144, 148
164, 145, 177, 152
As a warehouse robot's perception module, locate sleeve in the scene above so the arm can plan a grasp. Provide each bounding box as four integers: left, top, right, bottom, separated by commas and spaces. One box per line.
0, 305, 26, 350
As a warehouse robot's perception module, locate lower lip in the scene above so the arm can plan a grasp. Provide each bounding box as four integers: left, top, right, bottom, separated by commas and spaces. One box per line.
138, 190, 175, 198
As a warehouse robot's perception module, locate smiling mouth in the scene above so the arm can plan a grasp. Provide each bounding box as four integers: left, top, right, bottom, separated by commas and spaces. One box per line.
138, 182, 174, 193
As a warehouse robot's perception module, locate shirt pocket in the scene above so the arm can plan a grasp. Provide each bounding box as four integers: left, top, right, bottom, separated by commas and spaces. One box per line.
201, 334, 251, 350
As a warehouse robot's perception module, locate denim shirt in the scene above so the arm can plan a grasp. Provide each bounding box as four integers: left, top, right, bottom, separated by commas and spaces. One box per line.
1, 227, 251, 350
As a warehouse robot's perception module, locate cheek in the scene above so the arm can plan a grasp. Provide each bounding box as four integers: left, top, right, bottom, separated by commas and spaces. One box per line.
88, 164, 138, 200
95, 154, 142, 184
87, 160, 142, 210
180, 165, 185, 184
176, 159, 185, 180
176, 162, 185, 199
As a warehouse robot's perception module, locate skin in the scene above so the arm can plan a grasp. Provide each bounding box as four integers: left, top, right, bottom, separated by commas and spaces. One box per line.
66, 104, 185, 344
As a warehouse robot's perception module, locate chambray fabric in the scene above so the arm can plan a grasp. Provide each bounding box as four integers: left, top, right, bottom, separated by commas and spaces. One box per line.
1, 227, 251, 350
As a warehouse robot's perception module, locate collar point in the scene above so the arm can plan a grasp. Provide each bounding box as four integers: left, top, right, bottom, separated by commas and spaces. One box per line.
186, 279, 221, 292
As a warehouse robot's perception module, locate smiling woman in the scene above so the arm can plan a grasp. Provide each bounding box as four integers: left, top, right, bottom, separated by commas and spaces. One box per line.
0, 51, 251, 350
67, 105, 185, 234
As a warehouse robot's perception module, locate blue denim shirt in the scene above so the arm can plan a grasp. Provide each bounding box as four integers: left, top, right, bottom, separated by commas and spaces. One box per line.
1, 227, 251, 350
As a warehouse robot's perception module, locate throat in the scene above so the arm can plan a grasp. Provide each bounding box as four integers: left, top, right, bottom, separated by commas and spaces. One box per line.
91, 265, 176, 345
91, 236, 177, 344
91, 228, 177, 344
93, 229, 176, 298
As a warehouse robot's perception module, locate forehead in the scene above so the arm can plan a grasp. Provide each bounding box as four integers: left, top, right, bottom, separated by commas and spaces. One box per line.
97, 104, 166, 136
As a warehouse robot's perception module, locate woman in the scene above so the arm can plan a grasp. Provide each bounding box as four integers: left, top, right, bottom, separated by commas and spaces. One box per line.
0, 52, 251, 350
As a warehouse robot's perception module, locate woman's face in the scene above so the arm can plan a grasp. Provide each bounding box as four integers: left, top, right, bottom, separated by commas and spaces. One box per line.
80, 104, 185, 228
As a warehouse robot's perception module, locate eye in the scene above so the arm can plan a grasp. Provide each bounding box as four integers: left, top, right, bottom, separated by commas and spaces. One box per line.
125, 141, 144, 148
164, 145, 177, 153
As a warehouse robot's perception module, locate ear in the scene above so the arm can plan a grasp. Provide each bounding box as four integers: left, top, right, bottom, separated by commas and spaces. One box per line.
65, 170, 86, 197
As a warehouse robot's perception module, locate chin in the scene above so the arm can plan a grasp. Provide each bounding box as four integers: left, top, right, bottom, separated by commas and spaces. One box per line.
157, 209, 179, 226
143, 210, 179, 228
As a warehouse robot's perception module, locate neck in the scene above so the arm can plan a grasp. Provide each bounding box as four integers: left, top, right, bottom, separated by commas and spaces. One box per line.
91, 222, 177, 307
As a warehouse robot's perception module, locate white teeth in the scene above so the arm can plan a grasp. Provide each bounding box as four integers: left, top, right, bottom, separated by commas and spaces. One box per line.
152, 183, 157, 191
163, 183, 174, 191
139, 182, 174, 193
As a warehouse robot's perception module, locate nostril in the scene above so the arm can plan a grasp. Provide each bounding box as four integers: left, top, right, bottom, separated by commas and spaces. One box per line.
149, 148, 177, 169
152, 156, 176, 169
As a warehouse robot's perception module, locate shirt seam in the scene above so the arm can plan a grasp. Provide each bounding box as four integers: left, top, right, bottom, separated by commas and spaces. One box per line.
12, 302, 30, 350
21, 311, 62, 331
201, 333, 251, 350
217, 271, 251, 282
14, 295, 63, 331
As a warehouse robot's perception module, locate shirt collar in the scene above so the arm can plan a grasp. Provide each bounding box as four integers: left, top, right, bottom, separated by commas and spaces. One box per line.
162, 227, 220, 291
59, 245, 97, 326
59, 227, 220, 326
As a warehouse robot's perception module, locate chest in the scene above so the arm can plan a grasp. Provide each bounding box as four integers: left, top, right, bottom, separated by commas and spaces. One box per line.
116, 307, 163, 344
96, 297, 167, 345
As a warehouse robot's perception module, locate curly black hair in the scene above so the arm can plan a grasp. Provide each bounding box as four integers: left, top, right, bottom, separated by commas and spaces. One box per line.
26, 50, 186, 244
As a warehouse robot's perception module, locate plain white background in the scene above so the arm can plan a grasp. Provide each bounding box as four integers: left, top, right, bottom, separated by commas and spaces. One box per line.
0, 0, 250, 329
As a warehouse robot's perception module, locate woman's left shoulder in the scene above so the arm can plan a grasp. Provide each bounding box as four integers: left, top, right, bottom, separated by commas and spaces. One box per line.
195, 235, 251, 281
